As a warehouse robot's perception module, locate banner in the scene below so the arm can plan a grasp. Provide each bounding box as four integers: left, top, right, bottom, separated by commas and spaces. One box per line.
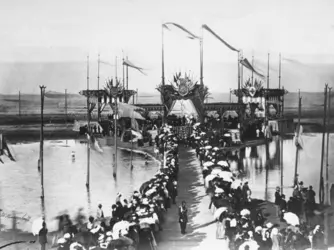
163, 22, 199, 39
202, 24, 239, 52
123, 59, 146, 75
240, 58, 265, 78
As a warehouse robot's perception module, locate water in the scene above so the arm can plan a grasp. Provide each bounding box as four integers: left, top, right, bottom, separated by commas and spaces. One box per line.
0, 140, 159, 232
229, 133, 334, 203
0, 134, 333, 233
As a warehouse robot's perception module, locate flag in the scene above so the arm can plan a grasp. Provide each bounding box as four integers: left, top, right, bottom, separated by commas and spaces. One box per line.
163, 22, 199, 39
240, 58, 265, 78
202, 24, 239, 52
123, 59, 147, 75
131, 117, 140, 131
293, 124, 303, 150
99, 60, 114, 66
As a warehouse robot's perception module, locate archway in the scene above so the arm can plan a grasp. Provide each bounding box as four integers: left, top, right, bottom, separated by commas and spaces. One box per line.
157, 72, 209, 122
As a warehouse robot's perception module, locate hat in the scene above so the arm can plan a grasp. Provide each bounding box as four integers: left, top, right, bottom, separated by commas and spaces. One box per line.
106, 231, 113, 236
57, 238, 66, 244
64, 233, 71, 239
98, 234, 105, 241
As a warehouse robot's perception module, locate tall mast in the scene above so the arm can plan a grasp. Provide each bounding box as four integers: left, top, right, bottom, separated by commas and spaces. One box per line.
115, 56, 118, 81
39, 85, 46, 199
97, 54, 100, 122
86, 55, 90, 188
18, 90, 21, 117
294, 90, 301, 184
161, 24, 166, 124
65, 89, 67, 125
319, 84, 328, 204
126, 56, 129, 90
200, 26, 203, 86
122, 50, 125, 89
278, 53, 281, 89
237, 51, 241, 104
267, 53, 270, 89
251, 54, 254, 85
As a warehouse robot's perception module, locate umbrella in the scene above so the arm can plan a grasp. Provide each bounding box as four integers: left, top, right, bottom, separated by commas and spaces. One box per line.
231, 180, 242, 189
238, 240, 259, 250
205, 145, 212, 150
139, 181, 151, 194
31, 218, 44, 236
145, 188, 156, 196
214, 207, 228, 220
211, 168, 223, 175
113, 220, 131, 234
284, 212, 300, 226
217, 171, 233, 181
205, 174, 217, 186
195, 136, 201, 140
203, 161, 214, 167
217, 160, 229, 167
240, 209, 251, 217
214, 187, 224, 194
222, 110, 238, 119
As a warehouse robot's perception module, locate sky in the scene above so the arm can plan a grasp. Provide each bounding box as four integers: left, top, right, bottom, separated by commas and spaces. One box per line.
0, 0, 334, 94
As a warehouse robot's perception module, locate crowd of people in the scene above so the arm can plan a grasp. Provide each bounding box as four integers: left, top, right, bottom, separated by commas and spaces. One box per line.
191, 123, 326, 250
46, 125, 180, 250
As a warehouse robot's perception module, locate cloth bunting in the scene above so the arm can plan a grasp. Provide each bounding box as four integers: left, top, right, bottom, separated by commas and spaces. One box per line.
163, 22, 199, 40
123, 59, 147, 75
202, 24, 239, 52
240, 58, 265, 78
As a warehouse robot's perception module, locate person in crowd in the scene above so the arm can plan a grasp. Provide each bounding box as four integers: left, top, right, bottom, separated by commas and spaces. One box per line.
279, 194, 287, 221
178, 201, 188, 234
38, 221, 48, 250
96, 204, 104, 220
274, 187, 281, 206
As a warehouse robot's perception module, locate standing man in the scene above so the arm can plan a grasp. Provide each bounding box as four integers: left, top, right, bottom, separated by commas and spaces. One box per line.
96, 204, 104, 221
178, 201, 188, 235
38, 221, 48, 250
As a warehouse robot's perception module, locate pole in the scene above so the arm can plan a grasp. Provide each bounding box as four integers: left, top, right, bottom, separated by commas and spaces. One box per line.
136, 88, 138, 104
65, 89, 67, 125
97, 54, 100, 122
324, 86, 331, 248
278, 53, 281, 89
115, 56, 118, 81
319, 84, 328, 204
130, 113, 134, 170
161, 24, 166, 125
86, 56, 91, 188
122, 51, 125, 90
325, 87, 331, 204
18, 91, 21, 117
200, 26, 203, 86
39, 85, 46, 199
237, 51, 241, 104
294, 90, 301, 185
251, 55, 254, 85
113, 97, 118, 178
126, 56, 129, 90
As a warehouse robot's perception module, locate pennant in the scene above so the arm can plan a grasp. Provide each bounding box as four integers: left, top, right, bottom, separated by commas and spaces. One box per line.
202, 24, 239, 52
293, 124, 303, 150
99, 60, 114, 66
164, 22, 199, 39
123, 59, 147, 76
131, 117, 140, 131
240, 58, 265, 78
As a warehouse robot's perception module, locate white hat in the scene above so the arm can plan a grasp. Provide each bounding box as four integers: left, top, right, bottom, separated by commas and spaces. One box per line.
98, 234, 105, 241
142, 198, 149, 205
106, 231, 113, 236
57, 238, 66, 244
266, 222, 273, 228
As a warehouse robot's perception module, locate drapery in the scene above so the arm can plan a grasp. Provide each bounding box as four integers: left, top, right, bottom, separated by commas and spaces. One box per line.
163, 22, 199, 39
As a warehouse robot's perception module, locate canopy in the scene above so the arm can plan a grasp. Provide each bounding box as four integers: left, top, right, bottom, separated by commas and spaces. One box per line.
110, 102, 145, 120
222, 110, 238, 119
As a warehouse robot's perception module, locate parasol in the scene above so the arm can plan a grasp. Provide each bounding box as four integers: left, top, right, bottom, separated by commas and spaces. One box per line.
113, 220, 131, 234
284, 212, 300, 226
214, 207, 228, 220
231, 180, 242, 189
31, 218, 44, 236
217, 160, 229, 167
203, 161, 214, 167
204, 174, 217, 187
240, 209, 251, 217
238, 240, 259, 250
217, 171, 233, 181
139, 181, 151, 194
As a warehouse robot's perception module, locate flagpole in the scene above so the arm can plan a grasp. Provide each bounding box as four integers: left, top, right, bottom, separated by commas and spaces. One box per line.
237, 51, 241, 104
115, 56, 118, 81
86, 56, 91, 188
320, 84, 328, 204
39, 85, 46, 199
130, 113, 134, 170
293, 90, 301, 186
251, 54, 254, 85
122, 50, 125, 90
126, 56, 129, 91
97, 54, 101, 122
162, 24, 166, 125
278, 53, 281, 89
200, 25, 203, 86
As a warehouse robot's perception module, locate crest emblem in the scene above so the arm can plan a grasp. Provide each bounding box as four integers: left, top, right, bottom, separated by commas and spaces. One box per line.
178, 81, 189, 97
249, 86, 256, 97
